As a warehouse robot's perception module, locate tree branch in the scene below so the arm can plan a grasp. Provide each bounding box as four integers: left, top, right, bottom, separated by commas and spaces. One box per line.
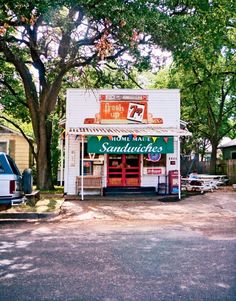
0, 115, 36, 160
0, 79, 28, 108
26, 23, 47, 88
58, 6, 84, 60
222, 123, 236, 138
0, 40, 40, 140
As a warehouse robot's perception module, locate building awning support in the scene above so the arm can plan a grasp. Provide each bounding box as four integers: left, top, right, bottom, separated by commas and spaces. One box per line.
178, 137, 181, 200
68, 125, 191, 137
60, 138, 64, 186
70, 124, 191, 199
81, 135, 84, 201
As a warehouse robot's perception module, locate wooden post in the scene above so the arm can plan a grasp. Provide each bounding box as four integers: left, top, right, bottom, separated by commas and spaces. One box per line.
178, 136, 181, 200
81, 135, 84, 201
60, 138, 64, 186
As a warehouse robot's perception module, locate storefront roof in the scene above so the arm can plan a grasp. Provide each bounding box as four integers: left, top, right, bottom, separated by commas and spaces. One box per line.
68, 125, 191, 137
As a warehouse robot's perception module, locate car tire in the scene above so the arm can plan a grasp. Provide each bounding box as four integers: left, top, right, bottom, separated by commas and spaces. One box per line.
22, 169, 33, 194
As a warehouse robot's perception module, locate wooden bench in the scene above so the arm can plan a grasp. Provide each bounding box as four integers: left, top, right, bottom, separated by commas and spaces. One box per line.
26, 190, 40, 206
76, 176, 103, 196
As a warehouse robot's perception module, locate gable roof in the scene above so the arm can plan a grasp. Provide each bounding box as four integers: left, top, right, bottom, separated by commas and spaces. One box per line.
0, 124, 22, 135
0, 124, 34, 141
220, 139, 236, 148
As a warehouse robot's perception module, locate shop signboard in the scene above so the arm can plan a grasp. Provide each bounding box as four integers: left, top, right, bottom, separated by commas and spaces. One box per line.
147, 168, 163, 175
88, 136, 174, 154
100, 94, 148, 123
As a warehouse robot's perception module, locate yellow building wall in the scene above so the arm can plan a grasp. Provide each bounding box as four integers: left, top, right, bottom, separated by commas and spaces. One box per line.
0, 133, 30, 172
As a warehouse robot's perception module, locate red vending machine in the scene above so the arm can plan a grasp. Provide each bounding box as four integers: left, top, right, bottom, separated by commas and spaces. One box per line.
169, 170, 179, 194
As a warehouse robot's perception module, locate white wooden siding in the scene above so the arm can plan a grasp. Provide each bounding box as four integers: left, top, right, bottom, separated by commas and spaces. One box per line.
166, 138, 179, 173
65, 89, 180, 195
66, 89, 180, 128
0, 134, 30, 172
65, 135, 80, 195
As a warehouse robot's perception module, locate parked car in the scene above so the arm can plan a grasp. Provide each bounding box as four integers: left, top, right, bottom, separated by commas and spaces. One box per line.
0, 152, 32, 206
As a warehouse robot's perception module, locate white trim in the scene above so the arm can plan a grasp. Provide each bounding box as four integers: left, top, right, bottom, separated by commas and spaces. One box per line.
0, 124, 33, 140
88, 153, 96, 159
67, 88, 180, 95
230, 151, 236, 159
64, 133, 69, 194
0, 140, 9, 154
104, 154, 107, 188
60, 139, 64, 186
78, 140, 81, 181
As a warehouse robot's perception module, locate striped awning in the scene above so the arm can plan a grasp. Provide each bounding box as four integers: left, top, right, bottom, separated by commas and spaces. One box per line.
68, 124, 191, 137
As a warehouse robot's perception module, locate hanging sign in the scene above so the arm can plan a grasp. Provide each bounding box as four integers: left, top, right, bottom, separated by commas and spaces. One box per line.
147, 153, 161, 162
88, 136, 174, 154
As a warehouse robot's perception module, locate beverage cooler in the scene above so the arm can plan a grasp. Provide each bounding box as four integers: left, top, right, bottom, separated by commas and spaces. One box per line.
168, 170, 179, 194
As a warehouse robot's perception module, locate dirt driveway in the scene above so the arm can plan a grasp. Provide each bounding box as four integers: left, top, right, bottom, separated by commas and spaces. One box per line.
59, 189, 236, 240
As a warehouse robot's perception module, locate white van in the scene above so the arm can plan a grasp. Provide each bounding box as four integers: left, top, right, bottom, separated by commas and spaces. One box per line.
0, 152, 32, 206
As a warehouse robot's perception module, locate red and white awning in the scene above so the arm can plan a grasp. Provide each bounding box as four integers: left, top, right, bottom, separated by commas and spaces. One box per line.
68, 124, 191, 137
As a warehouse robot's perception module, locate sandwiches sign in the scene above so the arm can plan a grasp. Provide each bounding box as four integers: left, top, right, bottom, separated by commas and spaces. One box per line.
87, 136, 174, 154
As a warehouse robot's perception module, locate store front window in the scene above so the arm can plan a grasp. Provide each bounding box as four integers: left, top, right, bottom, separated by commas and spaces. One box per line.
0, 141, 8, 153
143, 154, 166, 175
79, 142, 102, 176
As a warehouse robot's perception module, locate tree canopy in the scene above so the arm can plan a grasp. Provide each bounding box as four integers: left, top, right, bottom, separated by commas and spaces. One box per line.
0, 0, 172, 189
0, 0, 235, 187
151, 0, 236, 172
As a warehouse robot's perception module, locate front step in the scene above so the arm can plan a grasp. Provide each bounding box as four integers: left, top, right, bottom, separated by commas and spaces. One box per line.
103, 186, 156, 196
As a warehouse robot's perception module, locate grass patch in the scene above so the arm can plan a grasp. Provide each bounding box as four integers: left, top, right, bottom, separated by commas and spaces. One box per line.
1, 197, 64, 214
4, 203, 37, 213
46, 199, 58, 212
39, 186, 64, 195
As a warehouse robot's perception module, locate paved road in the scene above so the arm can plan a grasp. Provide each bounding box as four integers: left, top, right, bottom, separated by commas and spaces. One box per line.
0, 220, 235, 301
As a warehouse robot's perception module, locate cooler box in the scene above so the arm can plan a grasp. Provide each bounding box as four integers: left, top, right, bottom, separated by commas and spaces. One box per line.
169, 170, 179, 194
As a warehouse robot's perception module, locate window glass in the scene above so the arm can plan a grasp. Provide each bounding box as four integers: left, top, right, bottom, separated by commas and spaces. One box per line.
82, 161, 93, 175
0, 162, 5, 173
6, 155, 21, 175
0, 142, 7, 153
143, 154, 166, 167
79, 142, 99, 175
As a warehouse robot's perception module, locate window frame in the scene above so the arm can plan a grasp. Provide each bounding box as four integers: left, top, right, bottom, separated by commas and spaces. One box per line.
0, 140, 9, 154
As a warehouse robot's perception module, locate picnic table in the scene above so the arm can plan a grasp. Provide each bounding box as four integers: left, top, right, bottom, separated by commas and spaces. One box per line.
181, 174, 228, 193
196, 174, 228, 183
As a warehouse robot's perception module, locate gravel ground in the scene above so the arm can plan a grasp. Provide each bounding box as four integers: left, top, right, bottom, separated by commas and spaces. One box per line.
57, 189, 236, 240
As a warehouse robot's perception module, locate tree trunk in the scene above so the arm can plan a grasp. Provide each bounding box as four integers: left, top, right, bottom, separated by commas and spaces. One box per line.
210, 141, 218, 174
36, 116, 54, 190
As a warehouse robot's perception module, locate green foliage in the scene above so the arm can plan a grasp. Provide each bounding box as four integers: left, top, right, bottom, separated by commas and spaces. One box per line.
151, 56, 235, 164
0, 0, 235, 182
0, 58, 30, 123
152, 67, 178, 89
1, 0, 169, 189
175, 60, 235, 138
51, 114, 61, 185
151, 0, 236, 171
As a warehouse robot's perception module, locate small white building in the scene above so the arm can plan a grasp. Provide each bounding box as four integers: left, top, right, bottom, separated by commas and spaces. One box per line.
64, 89, 191, 199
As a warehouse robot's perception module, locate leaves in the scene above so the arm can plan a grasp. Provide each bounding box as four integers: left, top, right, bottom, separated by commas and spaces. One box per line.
0, 0, 169, 188
0, 0, 235, 182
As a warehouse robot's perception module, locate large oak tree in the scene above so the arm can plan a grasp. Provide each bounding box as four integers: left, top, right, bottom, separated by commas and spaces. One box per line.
0, 0, 169, 189
1, 0, 235, 187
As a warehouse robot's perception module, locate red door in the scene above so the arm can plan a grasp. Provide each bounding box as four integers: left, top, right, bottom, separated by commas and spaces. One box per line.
107, 154, 140, 187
